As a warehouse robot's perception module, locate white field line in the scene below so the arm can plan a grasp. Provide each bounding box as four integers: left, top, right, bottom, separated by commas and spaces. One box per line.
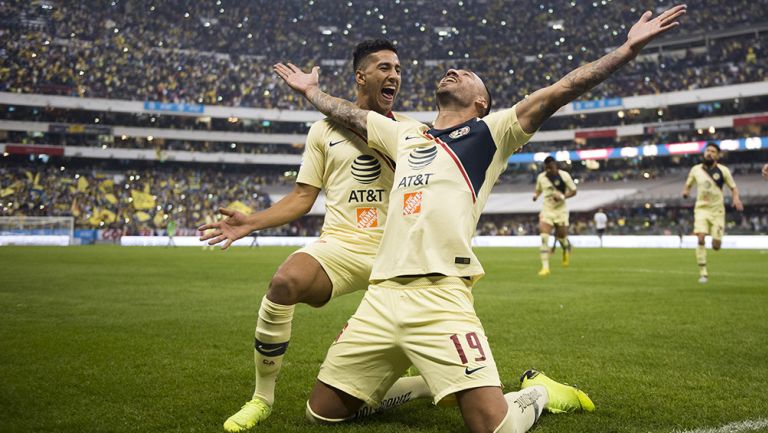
602, 267, 763, 278
672, 418, 768, 433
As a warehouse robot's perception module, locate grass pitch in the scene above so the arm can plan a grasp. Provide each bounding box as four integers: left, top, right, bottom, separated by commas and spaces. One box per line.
1, 245, 767, 433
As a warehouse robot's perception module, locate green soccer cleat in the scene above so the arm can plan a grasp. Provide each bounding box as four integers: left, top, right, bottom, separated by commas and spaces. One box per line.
224, 398, 272, 432
404, 365, 421, 377
520, 369, 595, 414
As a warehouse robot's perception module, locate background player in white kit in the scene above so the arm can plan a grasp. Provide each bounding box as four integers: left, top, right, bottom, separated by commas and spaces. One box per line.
593, 208, 608, 247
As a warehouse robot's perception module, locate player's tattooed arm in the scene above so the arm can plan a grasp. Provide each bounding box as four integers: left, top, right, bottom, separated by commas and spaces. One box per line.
305, 87, 368, 135
274, 63, 368, 136
517, 5, 686, 134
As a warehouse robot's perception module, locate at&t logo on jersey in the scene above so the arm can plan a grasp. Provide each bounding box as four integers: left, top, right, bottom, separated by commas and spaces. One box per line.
351, 154, 382, 184
408, 146, 437, 170
348, 189, 386, 203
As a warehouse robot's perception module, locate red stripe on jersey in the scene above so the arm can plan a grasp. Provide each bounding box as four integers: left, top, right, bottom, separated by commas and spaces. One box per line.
423, 132, 477, 203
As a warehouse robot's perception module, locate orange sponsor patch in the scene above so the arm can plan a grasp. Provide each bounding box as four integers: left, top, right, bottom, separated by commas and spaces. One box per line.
403, 191, 422, 215
356, 207, 379, 228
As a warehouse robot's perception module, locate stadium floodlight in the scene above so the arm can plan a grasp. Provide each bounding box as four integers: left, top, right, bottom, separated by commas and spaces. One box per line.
0, 216, 74, 246
318, 26, 337, 35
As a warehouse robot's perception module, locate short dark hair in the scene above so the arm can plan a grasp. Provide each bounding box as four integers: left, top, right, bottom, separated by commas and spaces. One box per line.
544, 156, 556, 165
352, 39, 398, 72
705, 142, 720, 152
477, 74, 493, 116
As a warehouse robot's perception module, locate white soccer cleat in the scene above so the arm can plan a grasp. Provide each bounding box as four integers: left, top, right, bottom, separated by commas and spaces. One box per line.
698, 276, 708, 284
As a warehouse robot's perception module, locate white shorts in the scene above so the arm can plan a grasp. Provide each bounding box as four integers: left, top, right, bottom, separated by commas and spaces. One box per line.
540, 209, 569, 227
693, 211, 725, 240
294, 238, 375, 299
317, 277, 502, 406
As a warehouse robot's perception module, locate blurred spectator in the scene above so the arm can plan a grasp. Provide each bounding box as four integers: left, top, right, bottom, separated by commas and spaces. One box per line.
0, 160, 294, 233
0, 1, 765, 111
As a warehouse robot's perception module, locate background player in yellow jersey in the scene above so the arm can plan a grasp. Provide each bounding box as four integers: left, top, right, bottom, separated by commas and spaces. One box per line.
533, 156, 577, 276
276, 5, 685, 432
199, 40, 430, 431
682, 142, 743, 283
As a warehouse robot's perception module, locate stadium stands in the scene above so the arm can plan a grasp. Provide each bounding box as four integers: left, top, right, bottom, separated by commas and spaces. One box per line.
1, 0, 766, 236
1, 0, 766, 107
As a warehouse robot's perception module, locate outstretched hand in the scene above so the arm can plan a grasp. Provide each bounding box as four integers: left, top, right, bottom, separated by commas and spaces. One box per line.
626, 5, 686, 53
273, 63, 320, 96
197, 208, 253, 250
733, 197, 744, 212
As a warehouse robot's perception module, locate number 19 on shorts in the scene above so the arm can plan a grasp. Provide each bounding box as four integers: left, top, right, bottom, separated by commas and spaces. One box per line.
450, 332, 487, 364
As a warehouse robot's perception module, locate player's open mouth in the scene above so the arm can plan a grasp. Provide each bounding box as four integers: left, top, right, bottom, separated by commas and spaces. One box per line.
381, 87, 396, 101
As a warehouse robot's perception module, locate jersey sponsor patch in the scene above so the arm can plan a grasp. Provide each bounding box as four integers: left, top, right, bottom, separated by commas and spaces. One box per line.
449, 126, 470, 139
408, 146, 438, 170
351, 154, 382, 184
403, 191, 422, 215
356, 207, 379, 228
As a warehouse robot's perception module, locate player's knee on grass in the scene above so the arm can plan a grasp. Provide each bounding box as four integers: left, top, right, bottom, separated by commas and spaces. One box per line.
305, 401, 354, 424
307, 380, 363, 422
456, 387, 508, 433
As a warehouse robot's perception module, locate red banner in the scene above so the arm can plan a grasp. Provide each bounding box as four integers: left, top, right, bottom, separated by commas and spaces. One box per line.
6, 145, 65, 156
574, 129, 617, 139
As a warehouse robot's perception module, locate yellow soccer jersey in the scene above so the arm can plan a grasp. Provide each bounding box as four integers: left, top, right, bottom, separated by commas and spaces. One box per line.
297, 113, 414, 254
366, 106, 534, 282
685, 163, 736, 214
535, 169, 576, 213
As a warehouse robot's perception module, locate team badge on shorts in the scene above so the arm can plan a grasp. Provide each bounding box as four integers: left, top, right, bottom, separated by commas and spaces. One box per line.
403, 191, 422, 215
356, 207, 379, 228
449, 126, 470, 139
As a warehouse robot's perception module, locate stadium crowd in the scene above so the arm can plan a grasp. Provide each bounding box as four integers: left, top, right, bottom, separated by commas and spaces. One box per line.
0, 161, 323, 235
1, 0, 765, 110
3, 152, 765, 235
1, 1, 766, 237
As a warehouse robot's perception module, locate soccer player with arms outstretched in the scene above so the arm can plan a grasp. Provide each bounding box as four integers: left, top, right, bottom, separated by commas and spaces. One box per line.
200, 40, 430, 431
533, 156, 577, 276
276, 5, 685, 432
682, 142, 743, 283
